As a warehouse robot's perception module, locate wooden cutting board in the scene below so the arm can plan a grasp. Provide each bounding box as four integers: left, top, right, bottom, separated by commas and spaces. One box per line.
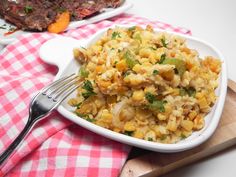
120, 80, 236, 177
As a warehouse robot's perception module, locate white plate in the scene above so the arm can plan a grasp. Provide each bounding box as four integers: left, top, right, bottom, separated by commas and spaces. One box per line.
0, 0, 132, 45
39, 25, 227, 152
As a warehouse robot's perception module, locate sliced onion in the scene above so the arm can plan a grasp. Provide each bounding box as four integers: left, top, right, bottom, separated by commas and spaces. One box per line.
111, 99, 127, 128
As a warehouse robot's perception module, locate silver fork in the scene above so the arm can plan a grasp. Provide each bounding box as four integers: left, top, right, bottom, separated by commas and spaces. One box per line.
0, 73, 81, 166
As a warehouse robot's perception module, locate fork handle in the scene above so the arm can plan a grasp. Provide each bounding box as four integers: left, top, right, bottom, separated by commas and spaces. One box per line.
0, 118, 35, 166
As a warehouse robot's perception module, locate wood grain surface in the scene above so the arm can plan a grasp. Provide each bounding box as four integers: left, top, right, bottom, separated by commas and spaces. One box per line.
120, 80, 236, 177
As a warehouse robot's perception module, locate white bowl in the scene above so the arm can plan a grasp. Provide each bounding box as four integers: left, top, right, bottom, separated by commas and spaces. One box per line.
39, 25, 227, 152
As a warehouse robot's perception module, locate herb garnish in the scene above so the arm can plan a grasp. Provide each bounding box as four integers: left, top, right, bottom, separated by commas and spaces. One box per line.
161, 38, 167, 47
153, 69, 159, 75
149, 46, 157, 50
145, 92, 156, 103
82, 80, 96, 99
123, 71, 131, 77
145, 92, 166, 112
57, 7, 67, 13
179, 88, 187, 96
86, 117, 95, 122
76, 112, 95, 122
128, 26, 136, 32
24, 6, 33, 14
179, 87, 196, 97
124, 131, 133, 136
75, 102, 82, 109
81, 46, 87, 50
158, 53, 166, 64
180, 133, 187, 139
160, 135, 167, 140
111, 31, 121, 39
187, 87, 196, 97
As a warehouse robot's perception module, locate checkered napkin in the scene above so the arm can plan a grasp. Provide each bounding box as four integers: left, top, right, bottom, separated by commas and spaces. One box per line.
0, 14, 191, 177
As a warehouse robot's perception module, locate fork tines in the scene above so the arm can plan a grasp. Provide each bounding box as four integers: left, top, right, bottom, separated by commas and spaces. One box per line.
42, 74, 82, 102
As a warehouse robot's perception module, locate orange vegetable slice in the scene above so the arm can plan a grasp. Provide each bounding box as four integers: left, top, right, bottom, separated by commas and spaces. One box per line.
48, 11, 70, 34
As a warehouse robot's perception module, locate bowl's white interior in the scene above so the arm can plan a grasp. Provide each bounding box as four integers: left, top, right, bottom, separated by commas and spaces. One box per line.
43, 25, 227, 152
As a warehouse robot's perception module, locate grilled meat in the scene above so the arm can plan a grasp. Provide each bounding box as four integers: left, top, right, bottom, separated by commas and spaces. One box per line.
0, 0, 124, 31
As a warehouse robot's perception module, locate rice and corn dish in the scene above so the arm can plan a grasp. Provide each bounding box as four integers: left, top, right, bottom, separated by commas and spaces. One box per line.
68, 25, 221, 143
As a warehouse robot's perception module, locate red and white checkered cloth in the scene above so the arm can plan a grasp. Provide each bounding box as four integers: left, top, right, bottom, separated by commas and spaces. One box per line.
0, 14, 191, 177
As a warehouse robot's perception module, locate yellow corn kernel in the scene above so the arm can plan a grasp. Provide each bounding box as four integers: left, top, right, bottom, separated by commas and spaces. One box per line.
124, 121, 136, 132
207, 91, 216, 103
188, 111, 197, 120
142, 62, 152, 67
133, 130, 144, 139
144, 130, 156, 141
113, 128, 121, 133
139, 58, 149, 64
181, 130, 192, 138
124, 74, 145, 86
144, 85, 156, 94
94, 99, 105, 109
193, 115, 205, 130
95, 40, 103, 46
116, 60, 127, 72
198, 97, 209, 109
96, 121, 109, 129
100, 110, 113, 123
181, 120, 194, 131
167, 115, 177, 132
155, 48, 166, 60
68, 98, 78, 107
157, 113, 167, 121
91, 45, 102, 54
172, 88, 180, 96
86, 62, 96, 71
153, 125, 162, 138
132, 90, 145, 101
99, 80, 111, 88
132, 64, 143, 73
139, 48, 152, 58
195, 92, 204, 99
149, 53, 157, 64
164, 104, 172, 115
202, 56, 221, 74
